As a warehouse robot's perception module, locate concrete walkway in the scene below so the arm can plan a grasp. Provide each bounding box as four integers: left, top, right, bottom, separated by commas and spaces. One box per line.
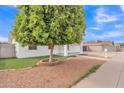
73, 52, 124, 88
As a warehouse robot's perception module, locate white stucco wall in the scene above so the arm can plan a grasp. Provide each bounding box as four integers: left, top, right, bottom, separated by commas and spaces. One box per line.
12, 38, 82, 58
89, 46, 103, 52
88, 45, 117, 52
15, 44, 81, 58
103, 45, 117, 52
15, 45, 65, 58
68, 44, 81, 53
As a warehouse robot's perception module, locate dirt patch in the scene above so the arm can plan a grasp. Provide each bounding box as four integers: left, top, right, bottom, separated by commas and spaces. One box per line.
0, 56, 105, 88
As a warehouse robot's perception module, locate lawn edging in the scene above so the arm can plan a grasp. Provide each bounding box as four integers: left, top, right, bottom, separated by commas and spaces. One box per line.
0, 67, 33, 72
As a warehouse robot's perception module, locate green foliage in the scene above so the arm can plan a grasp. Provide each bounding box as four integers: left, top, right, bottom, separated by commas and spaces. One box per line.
12, 5, 86, 46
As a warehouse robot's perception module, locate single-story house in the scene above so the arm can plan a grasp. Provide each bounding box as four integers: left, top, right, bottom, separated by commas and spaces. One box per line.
119, 43, 124, 51
7, 37, 83, 58
83, 41, 120, 52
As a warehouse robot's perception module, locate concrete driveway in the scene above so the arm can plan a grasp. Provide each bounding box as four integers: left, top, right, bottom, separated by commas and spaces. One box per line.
83, 51, 117, 58
73, 52, 124, 88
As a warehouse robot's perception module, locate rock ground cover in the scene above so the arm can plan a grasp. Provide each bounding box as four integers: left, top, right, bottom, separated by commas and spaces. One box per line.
0, 56, 105, 88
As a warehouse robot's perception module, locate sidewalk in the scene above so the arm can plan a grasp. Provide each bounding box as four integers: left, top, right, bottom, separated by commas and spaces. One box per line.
73, 52, 124, 88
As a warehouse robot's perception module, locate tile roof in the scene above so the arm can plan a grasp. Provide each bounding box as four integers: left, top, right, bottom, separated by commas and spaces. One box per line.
83, 41, 113, 46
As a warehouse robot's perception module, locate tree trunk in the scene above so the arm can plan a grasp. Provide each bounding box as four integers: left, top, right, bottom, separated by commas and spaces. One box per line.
49, 45, 54, 63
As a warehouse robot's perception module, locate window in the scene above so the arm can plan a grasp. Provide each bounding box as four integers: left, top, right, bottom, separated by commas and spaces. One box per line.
29, 45, 37, 50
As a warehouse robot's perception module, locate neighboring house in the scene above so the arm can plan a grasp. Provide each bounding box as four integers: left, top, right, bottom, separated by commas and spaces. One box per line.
83, 41, 120, 52
8, 36, 83, 58
120, 43, 124, 51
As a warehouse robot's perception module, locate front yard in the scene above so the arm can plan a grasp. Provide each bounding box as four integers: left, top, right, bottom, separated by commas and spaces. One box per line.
0, 56, 105, 88
0, 55, 66, 70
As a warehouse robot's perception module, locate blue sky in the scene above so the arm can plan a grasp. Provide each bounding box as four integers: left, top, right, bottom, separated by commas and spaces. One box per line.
84, 5, 124, 43
0, 5, 19, 42
0, 5, 124, 43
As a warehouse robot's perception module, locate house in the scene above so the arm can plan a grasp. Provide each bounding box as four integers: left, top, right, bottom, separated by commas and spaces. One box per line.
119, 43, 124, 51
83, 41, 120, 52
8, 37, 83, 58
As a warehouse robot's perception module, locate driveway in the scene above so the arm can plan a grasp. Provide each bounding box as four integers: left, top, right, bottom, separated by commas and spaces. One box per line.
73, 52, 124, 88
83, 51, 117, 58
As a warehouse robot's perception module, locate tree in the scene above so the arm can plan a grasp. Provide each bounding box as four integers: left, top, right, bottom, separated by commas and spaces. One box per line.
12, 5, 86, 63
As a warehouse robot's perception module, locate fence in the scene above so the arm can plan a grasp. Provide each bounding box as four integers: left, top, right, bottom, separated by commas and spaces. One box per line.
0, 43, 16, 58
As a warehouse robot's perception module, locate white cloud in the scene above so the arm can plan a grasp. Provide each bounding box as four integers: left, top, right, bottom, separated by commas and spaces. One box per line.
88, 30, 123, 40
115, 40, 124, 43
0, 36, 8, 42
7, 5, 17, 8
107, 31, 123, 38
88, 27, 101, 30
119, 5, 124, 12
115, 24, 124, 28
12, 5, 17, 7
95, 7, 119, 23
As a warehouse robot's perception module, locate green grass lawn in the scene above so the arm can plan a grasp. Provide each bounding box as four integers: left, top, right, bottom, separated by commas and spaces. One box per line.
0, 55, 67, 70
